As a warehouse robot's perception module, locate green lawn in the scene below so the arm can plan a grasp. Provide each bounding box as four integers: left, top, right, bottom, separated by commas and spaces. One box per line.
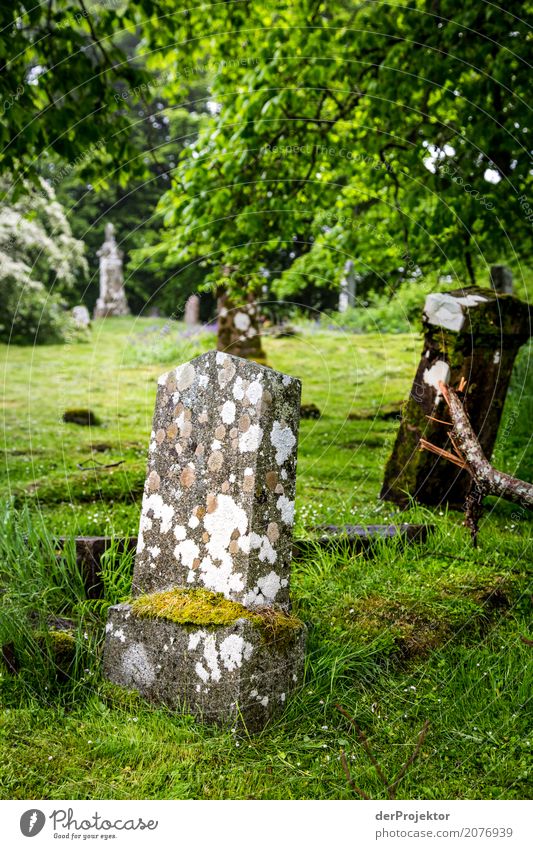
0, 319, 531, 799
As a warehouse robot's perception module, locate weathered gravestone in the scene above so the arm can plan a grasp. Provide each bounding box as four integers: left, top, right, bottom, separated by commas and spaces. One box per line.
338, 259, 357, 313
104, 351, 305, 730
71, 305, 91, 329
381, 286, 531, 507
490, 265, 513, 295
94, 223, 130, 318
217, 292, 266, 363
184, 294, 200, 327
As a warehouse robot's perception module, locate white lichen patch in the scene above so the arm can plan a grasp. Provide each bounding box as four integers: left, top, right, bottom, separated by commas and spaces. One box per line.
121, 642, 155, 687
493, 350, 501, 364
141, 493, 175, 535
270, 421, 296, 465
239, 423, 263, 453
422, 360, 451, 402
219, 634, 253, 671
174, 538, 200, 568
424, 292, 488, 332
221, 400, 236, 424
276, 495, 295, 525
175, 362, 196, 391
246, 379, 263, 405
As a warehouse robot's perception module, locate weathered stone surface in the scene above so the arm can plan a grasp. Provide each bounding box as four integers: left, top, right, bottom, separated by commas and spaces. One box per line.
104, 603, 305, 731
94, 222, 130, 318
381, 286, 531, 507
217, 291, 266, 362
338, 259, 357, 312
184, 294, 200, 326
133, 351, 301, 609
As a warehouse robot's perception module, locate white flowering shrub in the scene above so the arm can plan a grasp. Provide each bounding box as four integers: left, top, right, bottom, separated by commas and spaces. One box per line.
0, 180, 88, 344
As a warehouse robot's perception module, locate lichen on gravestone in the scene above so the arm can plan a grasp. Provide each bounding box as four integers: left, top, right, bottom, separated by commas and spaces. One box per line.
133, 350, 301, 610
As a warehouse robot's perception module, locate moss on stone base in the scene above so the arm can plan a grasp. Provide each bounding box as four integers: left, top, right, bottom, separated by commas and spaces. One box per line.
130, 587, 303, 647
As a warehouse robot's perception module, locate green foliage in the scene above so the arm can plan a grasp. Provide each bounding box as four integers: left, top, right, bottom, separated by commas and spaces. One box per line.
0, 179, 87, 344
152, 1, 532, 297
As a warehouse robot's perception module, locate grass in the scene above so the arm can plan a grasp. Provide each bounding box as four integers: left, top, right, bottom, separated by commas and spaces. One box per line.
0, 318, 532, 799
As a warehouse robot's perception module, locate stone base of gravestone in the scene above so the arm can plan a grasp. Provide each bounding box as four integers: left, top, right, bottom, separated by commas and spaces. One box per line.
104, 598, 305, 732
381, 286, 531, 507
217, 292, 266, 363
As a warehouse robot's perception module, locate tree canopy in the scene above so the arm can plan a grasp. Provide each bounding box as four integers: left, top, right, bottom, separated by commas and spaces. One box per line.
151, 0, 532, 298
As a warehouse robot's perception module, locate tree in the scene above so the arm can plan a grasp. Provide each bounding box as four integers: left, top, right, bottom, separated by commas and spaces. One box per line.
152, 0, 532, 301
0, 179, 87, 344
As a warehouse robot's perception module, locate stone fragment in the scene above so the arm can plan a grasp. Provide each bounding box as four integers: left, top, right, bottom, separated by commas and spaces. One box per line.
490, 265, 513, 295
381, 286, 531, 507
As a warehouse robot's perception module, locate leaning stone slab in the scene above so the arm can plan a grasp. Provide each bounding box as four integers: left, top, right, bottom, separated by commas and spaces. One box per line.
103, 592, 305, 732
381, 286, 531, 507
293, 523, 432, 556
133, 351, 301, 610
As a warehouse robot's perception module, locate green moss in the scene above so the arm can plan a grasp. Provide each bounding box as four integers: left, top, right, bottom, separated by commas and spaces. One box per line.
130, 587, 303, 647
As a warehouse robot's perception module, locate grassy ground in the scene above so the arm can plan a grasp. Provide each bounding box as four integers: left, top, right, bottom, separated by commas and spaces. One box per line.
0, 318, 531, 799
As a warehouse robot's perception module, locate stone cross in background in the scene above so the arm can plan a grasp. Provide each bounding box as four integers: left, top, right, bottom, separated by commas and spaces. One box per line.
490, 265, 513, 295
104, 351, 305, 730
381, 286, 531, 507
94, 223, 130, 318
184, 294, 200, 326
338, 260, 357, 313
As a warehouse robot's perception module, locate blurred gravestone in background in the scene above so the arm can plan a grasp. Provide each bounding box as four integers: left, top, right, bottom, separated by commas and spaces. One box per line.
94, 223, 130, 318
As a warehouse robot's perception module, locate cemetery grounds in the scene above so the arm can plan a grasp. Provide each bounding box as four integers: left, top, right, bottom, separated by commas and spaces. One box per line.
0, 317, 531, 800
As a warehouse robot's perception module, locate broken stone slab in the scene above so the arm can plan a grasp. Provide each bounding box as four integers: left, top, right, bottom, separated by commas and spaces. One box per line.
104, 600, 305, 732
184, 294, 200, 326
381, 286, 531, 507
133, 351, 301, 610
292, 523, 432, 556
55, 536, 137, 599
490, 265, 513, 295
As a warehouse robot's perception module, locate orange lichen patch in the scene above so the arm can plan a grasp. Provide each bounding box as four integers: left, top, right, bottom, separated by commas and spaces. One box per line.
229, 539, 239, 554
156, 428, 166, 444
166, 423, 178, 440
275, 483, 284, 494
207, 451, 223, 472
243, 474, 255, 492
206, 494, 218, 513
147, 471, 161, 491
239, 414, 251, 432
221, 481, 230, 493
215, 424, 226, 440
202, 532, 210, 543
267, 522, 279, 543
174, 402, 184, 416
180, 466, 196, 488
166, 376, 177, 393
196, 506, 206, 519
266, 471, 278, 491
198, 410, 208, 424
230, 427, 238, 438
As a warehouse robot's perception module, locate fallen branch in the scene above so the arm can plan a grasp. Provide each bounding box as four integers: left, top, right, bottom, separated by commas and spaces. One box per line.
76, 459, 124, 471
335, 704, 430, 799
419, 382, 533, 544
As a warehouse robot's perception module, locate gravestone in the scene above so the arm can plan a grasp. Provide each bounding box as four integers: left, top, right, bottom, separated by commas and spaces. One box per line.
94, 223, 130, 318
338, 260, 357, 313
490, 265, 513, 295
217, 291, 266, 363
71, 305, 91, 328
104, 351, 305, 730
381, 286, 531, 507
184, 294, 200, 326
